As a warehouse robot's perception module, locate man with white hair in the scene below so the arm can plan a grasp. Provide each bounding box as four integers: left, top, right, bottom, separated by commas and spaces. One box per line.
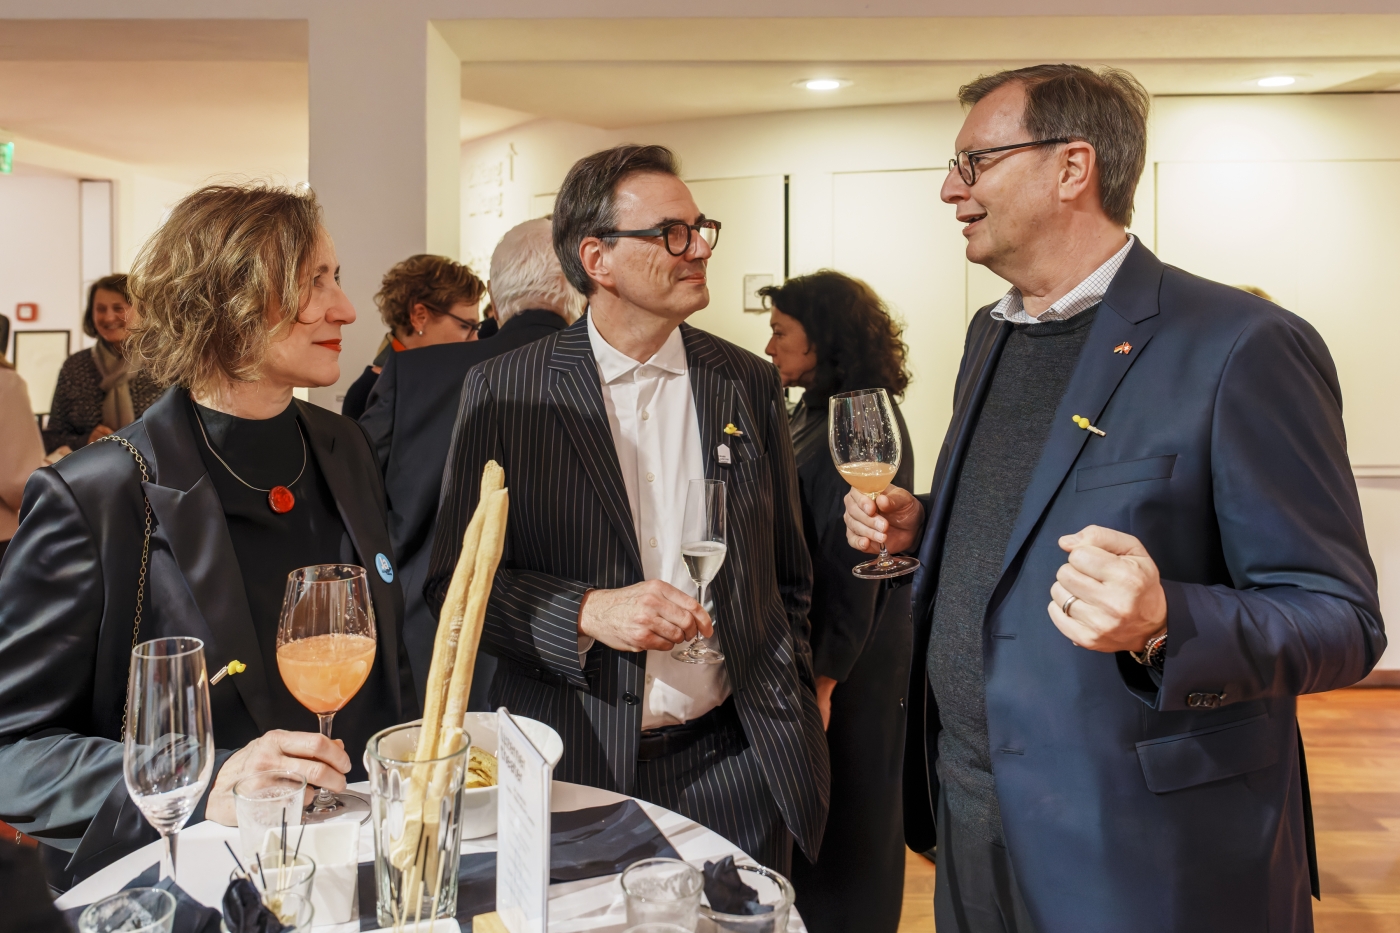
360, 218, 582, 701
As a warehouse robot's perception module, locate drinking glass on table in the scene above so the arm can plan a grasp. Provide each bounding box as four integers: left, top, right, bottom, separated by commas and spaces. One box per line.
78, 888, 177, 933
622, 857, 703, 930
829, 388, 920, 579
232, 769, 306, 861
277, 564, 377, 822
672, 479, 727, 665
123, 637, 215, 880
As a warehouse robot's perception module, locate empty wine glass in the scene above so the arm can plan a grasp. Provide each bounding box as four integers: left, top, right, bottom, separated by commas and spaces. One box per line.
672, 479, 727, 665
277, 564, 377, 822
829, 388, 920, 579
124, 637, 215, 881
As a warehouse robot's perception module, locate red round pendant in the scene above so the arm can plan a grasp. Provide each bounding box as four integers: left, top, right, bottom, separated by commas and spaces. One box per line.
268, 486, 296, 514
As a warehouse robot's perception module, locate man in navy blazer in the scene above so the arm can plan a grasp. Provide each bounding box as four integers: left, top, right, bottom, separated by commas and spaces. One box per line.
845, 65, 1385, 932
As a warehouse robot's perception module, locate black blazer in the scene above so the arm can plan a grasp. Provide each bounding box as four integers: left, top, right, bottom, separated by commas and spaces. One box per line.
0, 388, 416, 884
424, 318, 831, 860
359, 309, 568, 699
904, 241, 1385, 932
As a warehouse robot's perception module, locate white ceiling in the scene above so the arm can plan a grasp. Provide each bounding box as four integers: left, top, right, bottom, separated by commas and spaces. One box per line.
3, 16, 1399, 174
443, 15, 1400, 132
0, 20, 307, 182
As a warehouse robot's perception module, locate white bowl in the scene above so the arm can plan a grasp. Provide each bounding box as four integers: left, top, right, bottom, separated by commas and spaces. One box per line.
460, 712, 563, 839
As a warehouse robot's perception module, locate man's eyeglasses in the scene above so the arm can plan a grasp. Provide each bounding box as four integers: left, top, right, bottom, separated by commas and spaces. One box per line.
602, 218, 721, 257
949, 138, 1070, 186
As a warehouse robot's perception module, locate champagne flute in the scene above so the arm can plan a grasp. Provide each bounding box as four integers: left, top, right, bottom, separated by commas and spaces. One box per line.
672, 478, 727, 664
277, 564, 377, 822
830, 388, 921, 579
123, 636, 215, 881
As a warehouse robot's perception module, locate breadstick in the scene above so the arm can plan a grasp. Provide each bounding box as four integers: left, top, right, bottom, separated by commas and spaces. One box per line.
390, 462, 505, 870
436, 487, 509, 758
418, 462, 503, 764
416, 488, 510, 878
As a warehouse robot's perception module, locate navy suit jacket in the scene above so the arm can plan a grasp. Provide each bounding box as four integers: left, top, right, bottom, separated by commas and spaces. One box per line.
904, 241, 1385, 933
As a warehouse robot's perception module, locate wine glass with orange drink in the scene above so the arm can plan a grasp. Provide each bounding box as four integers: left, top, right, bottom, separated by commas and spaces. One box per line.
829, 388, 921, 579
277, 563, 377, 822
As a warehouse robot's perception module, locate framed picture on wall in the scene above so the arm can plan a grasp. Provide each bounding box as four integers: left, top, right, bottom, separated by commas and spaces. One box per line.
14, 329, 71, 417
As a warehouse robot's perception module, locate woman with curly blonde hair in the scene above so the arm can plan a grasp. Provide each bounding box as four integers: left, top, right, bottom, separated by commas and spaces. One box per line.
0, 183, 416, 886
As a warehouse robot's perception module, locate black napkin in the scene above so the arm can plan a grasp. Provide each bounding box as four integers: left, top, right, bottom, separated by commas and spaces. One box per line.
703, 856, 773, 916
358, 799, 679, 930
222, 876, 286, 933
61, 866, 222, 933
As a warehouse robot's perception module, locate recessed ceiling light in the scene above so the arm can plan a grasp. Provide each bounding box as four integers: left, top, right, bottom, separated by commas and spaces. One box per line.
1257, 76, 1297, 88
797, 78, 849, 91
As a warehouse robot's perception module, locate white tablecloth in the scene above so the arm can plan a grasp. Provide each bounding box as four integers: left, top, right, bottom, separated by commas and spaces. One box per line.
54, 781, 806, 933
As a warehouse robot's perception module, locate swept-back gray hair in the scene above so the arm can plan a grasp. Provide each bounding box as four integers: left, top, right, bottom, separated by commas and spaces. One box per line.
489, 218, 585, 325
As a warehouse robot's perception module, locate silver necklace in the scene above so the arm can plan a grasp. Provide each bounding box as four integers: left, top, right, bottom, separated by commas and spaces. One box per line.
194, 406, 308, 514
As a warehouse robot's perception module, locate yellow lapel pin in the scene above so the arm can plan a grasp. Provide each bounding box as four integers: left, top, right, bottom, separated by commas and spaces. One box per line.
210, 659, 245, 686
1072, 415, 1106, 437
723, 423, 743, 436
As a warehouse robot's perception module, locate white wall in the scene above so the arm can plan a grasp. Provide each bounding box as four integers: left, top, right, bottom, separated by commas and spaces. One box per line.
0, 175, 82, 356
462, 90, 1400, 670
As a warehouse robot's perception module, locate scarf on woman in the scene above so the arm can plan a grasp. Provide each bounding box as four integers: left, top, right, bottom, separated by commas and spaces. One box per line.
91, 339, 137, 431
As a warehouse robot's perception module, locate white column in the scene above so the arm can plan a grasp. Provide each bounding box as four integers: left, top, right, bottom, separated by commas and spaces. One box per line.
305, 10, 460, 411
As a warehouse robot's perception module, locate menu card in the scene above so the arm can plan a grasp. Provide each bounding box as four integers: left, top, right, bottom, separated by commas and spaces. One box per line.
495, 708, 552, 933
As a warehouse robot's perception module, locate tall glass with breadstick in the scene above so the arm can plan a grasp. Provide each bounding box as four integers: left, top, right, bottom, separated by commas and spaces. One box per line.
368, 461, 510, 928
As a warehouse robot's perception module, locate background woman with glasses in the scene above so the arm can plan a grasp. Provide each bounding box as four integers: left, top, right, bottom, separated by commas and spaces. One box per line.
762, 270, 914, 933
340, 253, 485, 420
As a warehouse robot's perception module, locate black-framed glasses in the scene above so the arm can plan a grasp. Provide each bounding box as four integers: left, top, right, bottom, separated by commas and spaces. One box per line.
949, 138, 1070, 186
602, 217, 721, 256
442, 308, 479, 335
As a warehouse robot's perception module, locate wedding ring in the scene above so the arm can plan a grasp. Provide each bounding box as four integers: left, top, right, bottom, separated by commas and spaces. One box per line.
1061, 594, 1079, 616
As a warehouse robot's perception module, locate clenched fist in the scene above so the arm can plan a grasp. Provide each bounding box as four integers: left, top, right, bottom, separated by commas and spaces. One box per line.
1048, 525, 1167, 653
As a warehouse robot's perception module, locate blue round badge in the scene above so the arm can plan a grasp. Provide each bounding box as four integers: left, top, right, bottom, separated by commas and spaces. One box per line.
375, 553, 394, 583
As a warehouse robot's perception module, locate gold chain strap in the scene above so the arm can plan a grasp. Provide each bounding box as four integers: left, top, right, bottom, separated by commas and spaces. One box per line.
98, 434, 153, 737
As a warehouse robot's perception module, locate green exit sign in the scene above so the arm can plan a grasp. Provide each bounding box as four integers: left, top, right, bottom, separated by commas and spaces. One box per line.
0, 142, 12, 174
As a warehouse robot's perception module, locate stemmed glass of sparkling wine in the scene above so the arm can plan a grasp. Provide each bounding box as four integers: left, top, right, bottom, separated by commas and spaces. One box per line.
672, 478, 727, 665
829, 388, 921, 579
123, 636, 216, 881
277, 564, 378, 822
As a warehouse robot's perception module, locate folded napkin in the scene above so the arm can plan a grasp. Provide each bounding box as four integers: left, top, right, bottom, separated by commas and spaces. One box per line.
62, 866, 222, 933
358, 799, 679, 931
703, 856, 773, 915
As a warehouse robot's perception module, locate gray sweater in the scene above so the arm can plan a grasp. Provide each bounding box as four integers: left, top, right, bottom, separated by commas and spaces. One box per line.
927, 306, 1098, 844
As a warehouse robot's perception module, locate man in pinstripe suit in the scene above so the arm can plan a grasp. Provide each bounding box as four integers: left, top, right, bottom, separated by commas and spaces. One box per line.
426, 145, 829, 872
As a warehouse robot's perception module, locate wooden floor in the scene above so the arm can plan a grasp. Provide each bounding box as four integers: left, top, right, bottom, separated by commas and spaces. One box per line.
894, 688, 1400, 932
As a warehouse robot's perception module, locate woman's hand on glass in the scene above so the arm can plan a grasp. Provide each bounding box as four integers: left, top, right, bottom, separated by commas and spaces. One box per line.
843, 484, 924, 557
204, 730, 350, 825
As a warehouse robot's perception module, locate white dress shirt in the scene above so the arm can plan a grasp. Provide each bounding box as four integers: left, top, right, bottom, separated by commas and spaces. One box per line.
584, 313, 731, 729
989, 234, 1135, 325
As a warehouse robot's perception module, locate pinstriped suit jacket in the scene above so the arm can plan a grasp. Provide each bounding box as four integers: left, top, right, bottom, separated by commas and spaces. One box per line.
425, 317, 830, 859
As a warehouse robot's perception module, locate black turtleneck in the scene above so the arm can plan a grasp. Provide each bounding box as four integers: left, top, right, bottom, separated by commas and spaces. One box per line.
187, 394, 347, 730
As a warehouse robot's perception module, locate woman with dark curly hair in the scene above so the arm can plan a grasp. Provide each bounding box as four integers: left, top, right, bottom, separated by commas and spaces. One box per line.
42, 275, 162, 455
762, 269, 914, 933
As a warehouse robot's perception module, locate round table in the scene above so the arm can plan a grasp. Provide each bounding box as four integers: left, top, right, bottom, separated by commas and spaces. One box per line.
54, 781, 807, 933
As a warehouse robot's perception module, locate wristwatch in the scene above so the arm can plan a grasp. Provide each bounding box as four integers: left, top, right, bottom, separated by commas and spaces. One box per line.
1130, 628, 1168, 668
